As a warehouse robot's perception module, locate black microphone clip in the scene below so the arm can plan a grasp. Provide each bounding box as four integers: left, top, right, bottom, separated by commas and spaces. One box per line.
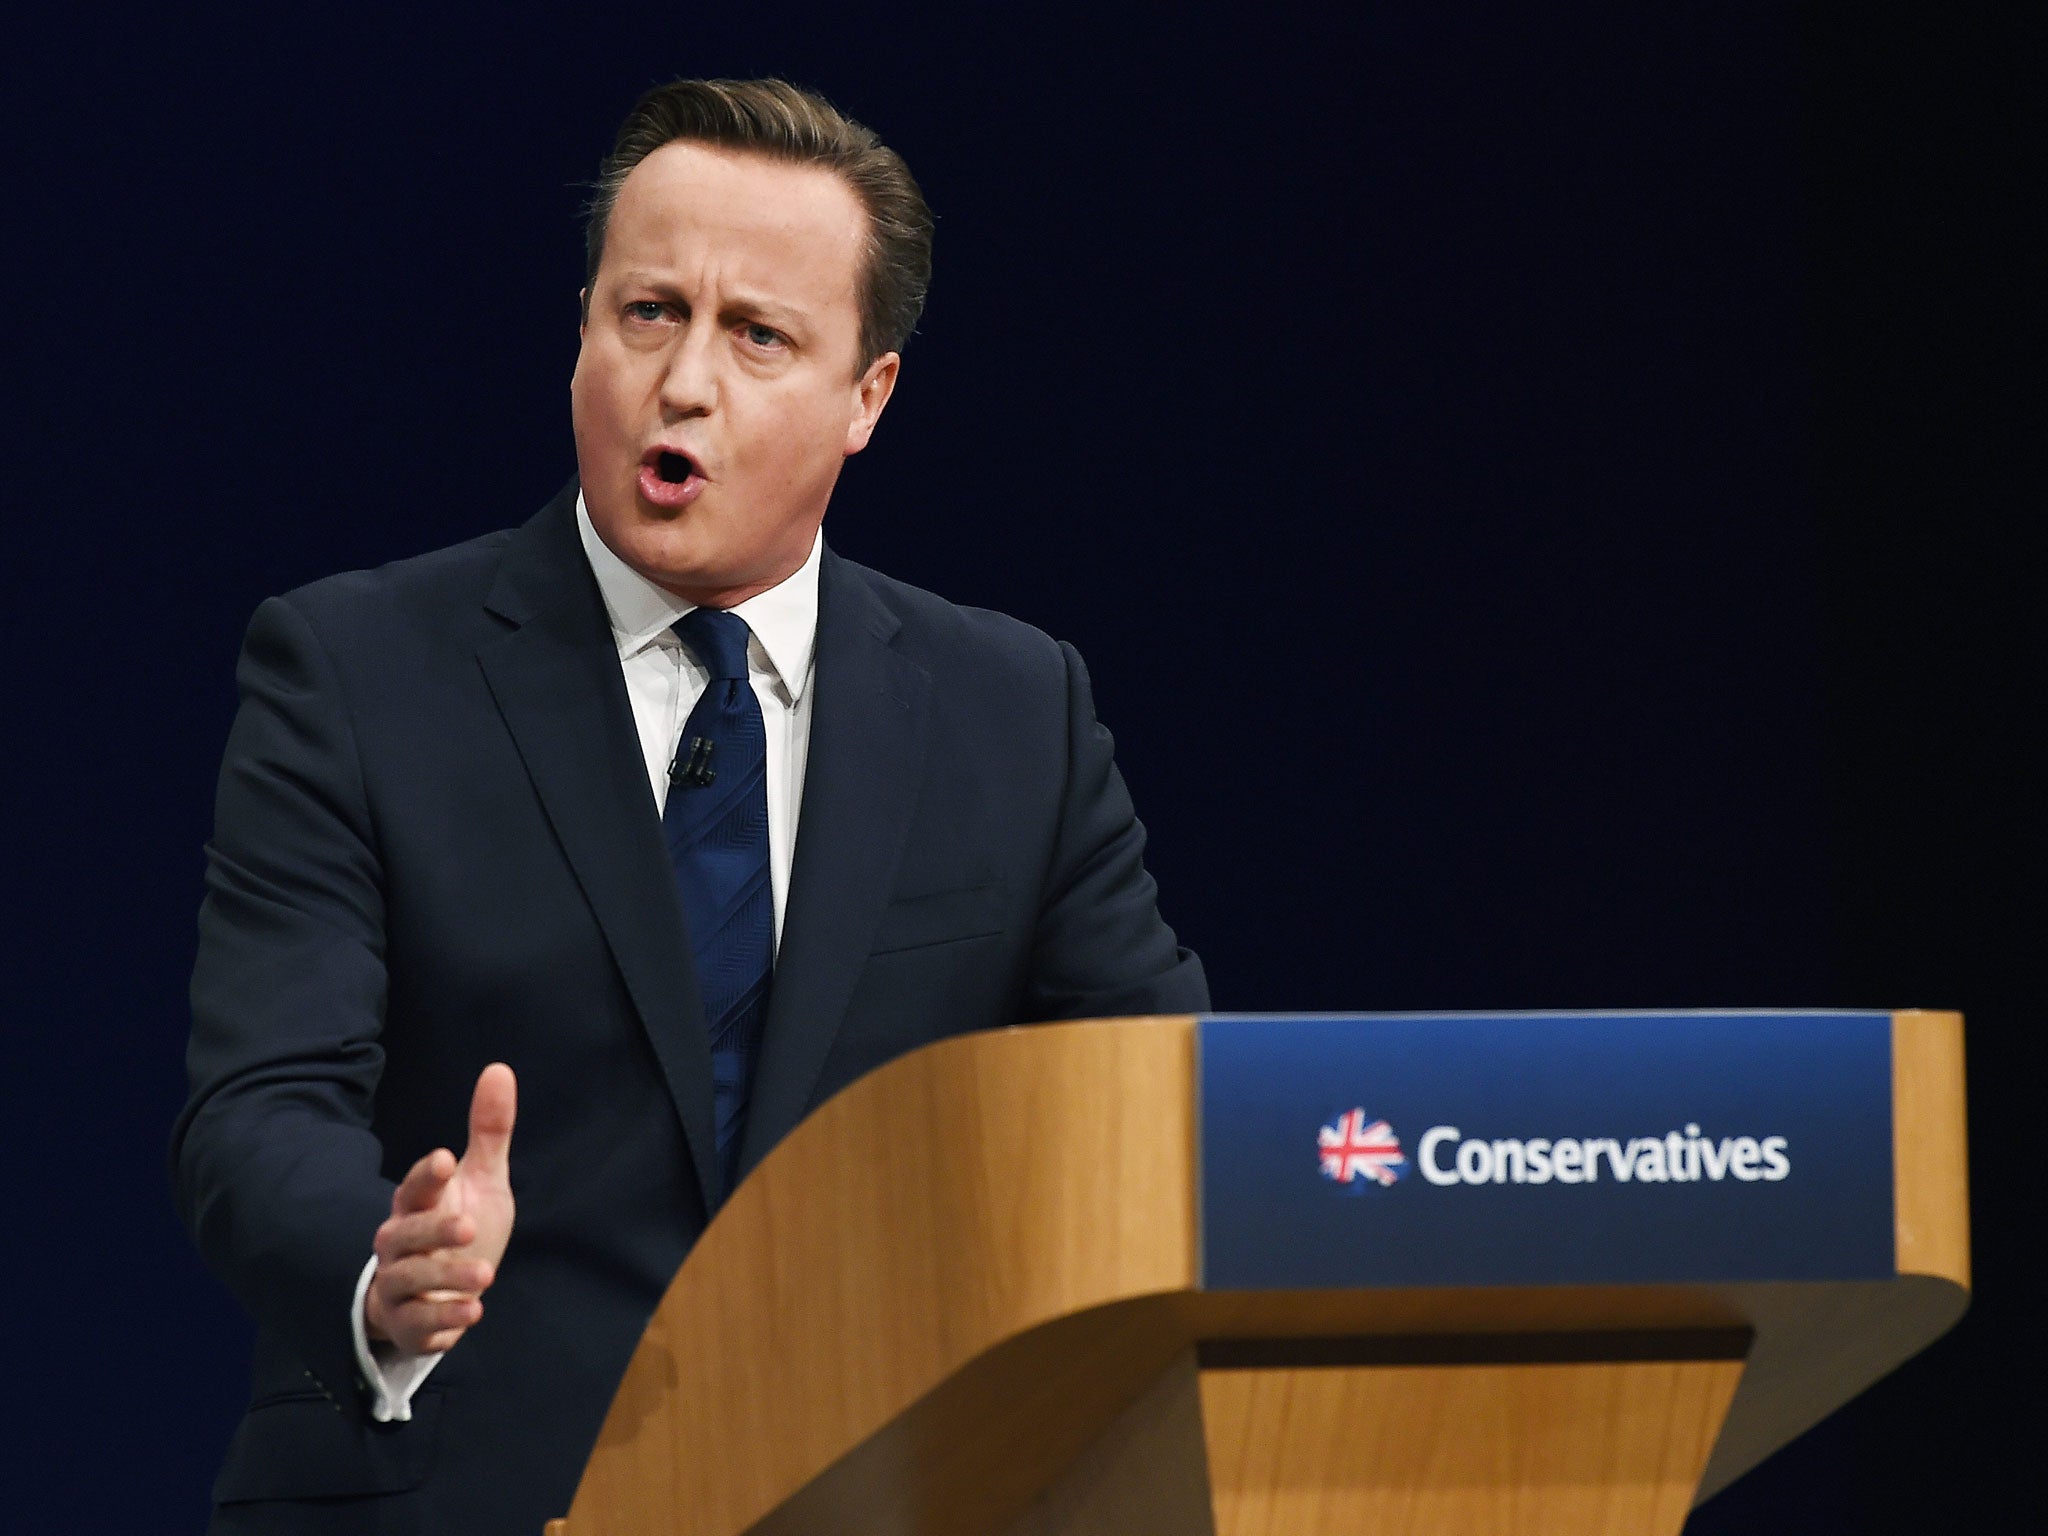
671, 735, 717, 788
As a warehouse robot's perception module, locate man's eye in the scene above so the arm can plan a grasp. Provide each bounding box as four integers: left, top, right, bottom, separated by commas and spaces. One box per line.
743, 323, 784, 349
625, 301, 666, 323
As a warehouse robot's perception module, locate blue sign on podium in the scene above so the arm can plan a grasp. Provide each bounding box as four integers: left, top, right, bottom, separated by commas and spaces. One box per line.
1198, 1011, 1895, 1291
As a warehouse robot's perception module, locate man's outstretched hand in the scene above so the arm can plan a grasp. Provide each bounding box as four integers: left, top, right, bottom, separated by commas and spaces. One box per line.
365, 1063, 517, 1357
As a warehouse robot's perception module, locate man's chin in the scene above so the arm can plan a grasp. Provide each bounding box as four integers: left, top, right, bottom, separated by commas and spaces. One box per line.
590, 485, 817, 605
621, 537, 720, 594
616, 531, 771, 606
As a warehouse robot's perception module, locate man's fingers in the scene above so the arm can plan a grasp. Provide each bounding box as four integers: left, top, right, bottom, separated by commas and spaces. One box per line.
374, 1208, 476, 1265
383, 1295, 483, 1355
375, 1250, 497, 1303
416, 1323, 476, 1355
391, 1147, 457, 1215
371, 1068, 515, 1358
463, 1062, 517, 1180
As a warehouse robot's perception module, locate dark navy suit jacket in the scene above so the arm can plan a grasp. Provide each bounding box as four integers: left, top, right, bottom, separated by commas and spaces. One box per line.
173, 481, 1207, 1534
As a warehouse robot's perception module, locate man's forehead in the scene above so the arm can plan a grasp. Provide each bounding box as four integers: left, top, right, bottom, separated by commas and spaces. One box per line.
605, 141, 865, 300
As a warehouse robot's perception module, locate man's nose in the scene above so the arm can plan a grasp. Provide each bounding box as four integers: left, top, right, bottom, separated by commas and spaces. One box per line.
658, 325, 718, 417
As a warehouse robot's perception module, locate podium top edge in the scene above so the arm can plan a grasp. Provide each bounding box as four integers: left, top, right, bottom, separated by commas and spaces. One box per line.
1197, 1008, 1916, 1022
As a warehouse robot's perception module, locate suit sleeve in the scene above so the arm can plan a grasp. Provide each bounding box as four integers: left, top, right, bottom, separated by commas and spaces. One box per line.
1021, 641, 1210, 1020
172, 594, 395, 1408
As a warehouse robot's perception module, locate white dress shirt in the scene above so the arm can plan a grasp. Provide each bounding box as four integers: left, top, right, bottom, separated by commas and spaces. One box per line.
353, 495, 822, 1421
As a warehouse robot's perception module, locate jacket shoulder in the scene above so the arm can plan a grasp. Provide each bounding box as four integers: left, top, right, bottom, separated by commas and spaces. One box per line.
832, 554, 1068, 685
274, 524, 519, 634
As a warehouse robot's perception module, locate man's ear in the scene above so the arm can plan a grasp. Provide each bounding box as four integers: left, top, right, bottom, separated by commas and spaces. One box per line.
845, 352, 901, 456
578, 288, 590, 336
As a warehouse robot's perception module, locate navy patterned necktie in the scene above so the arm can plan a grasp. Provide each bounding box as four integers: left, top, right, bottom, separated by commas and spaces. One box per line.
664, 607, 773, 1189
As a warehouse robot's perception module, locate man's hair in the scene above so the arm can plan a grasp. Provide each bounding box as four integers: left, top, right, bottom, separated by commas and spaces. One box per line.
585, 77, 933, 370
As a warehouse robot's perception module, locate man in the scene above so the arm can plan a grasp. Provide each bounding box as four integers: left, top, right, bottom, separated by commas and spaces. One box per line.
175, 78, 1205, 1535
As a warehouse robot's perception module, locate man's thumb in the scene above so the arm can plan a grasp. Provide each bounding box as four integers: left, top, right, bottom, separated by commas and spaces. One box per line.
464, 1062, 517, 1178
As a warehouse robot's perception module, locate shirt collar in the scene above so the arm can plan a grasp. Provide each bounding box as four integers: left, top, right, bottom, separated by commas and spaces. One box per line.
575, 491, 821, 705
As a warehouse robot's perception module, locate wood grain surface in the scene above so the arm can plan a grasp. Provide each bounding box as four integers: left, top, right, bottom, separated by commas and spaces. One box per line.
558, 1017, 1202, 1535
1892, 1010, 1970, 1287
1201, 1356, 1744, 1536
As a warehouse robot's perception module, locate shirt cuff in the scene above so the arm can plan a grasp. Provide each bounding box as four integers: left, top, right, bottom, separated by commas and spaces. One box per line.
350, 1253, 445, 1423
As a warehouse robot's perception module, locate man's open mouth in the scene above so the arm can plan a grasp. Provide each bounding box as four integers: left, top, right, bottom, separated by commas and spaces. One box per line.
653, 449, 698, 484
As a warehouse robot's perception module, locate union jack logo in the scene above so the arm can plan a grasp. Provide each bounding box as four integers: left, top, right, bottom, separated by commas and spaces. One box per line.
1319, 1109, 1408, 1187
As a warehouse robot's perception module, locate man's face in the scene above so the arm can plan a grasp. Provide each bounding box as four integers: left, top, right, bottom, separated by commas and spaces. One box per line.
572, 141, 899, 607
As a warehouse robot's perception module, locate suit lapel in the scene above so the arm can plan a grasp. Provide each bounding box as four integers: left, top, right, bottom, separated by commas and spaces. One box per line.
476, 487, 722, 1214
737, 549, 931, 1176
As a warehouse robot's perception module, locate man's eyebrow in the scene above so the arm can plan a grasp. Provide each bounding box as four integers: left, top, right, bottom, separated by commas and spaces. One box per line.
615, 272, 811, 328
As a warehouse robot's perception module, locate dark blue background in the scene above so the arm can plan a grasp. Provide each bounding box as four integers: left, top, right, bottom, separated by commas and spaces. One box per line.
1201, 1012, 1894, 1288
3, 2, 2036, 1530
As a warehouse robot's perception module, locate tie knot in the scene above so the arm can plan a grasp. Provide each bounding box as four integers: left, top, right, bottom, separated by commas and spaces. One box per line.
674, 607, 752, 682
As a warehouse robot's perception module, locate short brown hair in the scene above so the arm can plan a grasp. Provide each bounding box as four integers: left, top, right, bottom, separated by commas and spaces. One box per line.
585, 77, 933, 369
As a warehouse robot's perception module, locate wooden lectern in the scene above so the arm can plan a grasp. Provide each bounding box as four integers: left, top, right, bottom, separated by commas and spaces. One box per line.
547, 1010, 1968, 1535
